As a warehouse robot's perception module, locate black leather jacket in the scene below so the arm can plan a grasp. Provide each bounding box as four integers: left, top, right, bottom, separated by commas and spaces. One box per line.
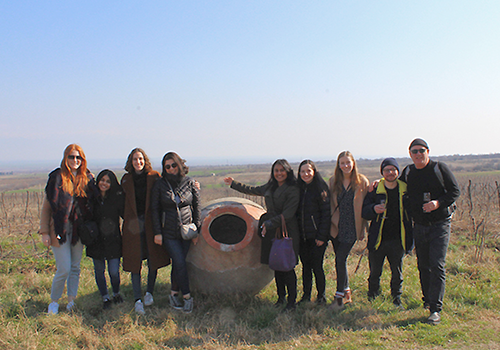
151, 176, 201, 240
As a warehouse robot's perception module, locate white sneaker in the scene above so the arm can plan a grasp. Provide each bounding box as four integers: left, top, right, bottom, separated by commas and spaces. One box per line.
66, 300, 75, 312
135, 300, 145, 315
144, 292, 154, 306
48, 301, 59, 315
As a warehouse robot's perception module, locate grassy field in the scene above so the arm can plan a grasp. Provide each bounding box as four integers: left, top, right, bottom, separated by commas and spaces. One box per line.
0, 158, 499, 349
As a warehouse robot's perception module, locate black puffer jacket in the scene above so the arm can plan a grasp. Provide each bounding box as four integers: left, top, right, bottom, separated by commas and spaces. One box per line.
296, 183, 331, 242
86, 191, 124, 260
151, 176, 201, 240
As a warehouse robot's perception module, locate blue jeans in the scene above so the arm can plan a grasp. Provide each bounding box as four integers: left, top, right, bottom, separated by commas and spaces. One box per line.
131, 268, 157, 301
331, 237, 355, 295
92, 258, 121, 299
413, 218, 451, 313
131, 215, 158, 301
164, 238, 191, 295
50, 235, 84, 301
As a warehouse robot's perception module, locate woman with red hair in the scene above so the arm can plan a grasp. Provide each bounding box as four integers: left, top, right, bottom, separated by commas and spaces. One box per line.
39, 144, 96, 314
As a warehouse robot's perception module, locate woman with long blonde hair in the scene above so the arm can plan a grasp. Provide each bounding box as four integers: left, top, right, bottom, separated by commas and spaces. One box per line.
39, 144, 96, 314
329, 151, 368, 309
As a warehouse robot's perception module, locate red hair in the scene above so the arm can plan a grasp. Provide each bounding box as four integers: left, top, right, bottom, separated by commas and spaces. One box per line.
60, 144, 89, 197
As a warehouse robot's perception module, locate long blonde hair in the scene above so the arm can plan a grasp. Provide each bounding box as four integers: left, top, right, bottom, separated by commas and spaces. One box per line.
330, 151, 362, 196
60, 144, 89, 197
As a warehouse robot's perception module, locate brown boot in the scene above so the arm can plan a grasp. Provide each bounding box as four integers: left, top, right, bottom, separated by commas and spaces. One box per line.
344, 289, 352, 304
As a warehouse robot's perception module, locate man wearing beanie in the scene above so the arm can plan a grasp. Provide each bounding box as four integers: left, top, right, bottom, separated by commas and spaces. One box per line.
401, 138, 460, 325
362, 158, 413, 308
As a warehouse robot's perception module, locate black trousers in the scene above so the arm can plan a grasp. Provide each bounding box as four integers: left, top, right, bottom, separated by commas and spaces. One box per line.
368, 239, 404, 299
414, 218, 451, 313
275, 269, 297, 306
299, 238, 327, 299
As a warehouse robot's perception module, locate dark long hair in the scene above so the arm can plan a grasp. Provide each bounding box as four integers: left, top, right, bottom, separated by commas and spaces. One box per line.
268, 159, 296, 190
161, 151, 189, 178
96, 169, 121, 198
297, 159, 329, 201
124, 148, 153, 174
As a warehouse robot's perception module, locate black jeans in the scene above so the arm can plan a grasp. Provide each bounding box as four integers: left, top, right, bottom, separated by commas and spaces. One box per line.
299, 238, 327, 299
331, 237, 355, 295
275, 269, 297, 306
368, 240, 404, 299
413, 218, 451, 313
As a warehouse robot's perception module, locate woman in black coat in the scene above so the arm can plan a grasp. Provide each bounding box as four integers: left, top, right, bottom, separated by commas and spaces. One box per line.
224, 159, 300, 311
86, 169, 124, 309
151, 152, 201, 314
296, 160, 331, 305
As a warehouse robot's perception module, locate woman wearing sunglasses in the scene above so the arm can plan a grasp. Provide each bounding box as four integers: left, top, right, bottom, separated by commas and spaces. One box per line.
121, 148, 170, 315
151, 152, 201, 313
39, 144, 96, 314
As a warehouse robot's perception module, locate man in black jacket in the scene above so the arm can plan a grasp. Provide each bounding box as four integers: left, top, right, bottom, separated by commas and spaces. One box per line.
402, 138, 460, 325
363, 158, 412, 308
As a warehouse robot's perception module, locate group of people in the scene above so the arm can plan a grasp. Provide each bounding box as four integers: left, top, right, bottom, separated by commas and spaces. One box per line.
39, 138, 460, 325
40, 146, 199, 315
225, 137, 459, 325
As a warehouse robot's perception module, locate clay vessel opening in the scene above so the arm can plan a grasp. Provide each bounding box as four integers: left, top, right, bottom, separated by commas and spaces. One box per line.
208, 214, 247, 245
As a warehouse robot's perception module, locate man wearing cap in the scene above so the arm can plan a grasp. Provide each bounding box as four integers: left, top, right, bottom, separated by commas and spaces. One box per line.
402, 138, 460, 325
362, 158, 413, 308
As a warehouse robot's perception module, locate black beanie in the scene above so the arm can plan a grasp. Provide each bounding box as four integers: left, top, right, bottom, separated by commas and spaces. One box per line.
409, 138, 429, 150
380, 157, 400, 175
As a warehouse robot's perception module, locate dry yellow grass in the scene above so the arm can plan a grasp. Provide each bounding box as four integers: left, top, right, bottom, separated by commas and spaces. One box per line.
0, 164, 499, 349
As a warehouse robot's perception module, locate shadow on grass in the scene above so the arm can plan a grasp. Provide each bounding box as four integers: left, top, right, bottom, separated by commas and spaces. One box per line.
23, 282, 431, 347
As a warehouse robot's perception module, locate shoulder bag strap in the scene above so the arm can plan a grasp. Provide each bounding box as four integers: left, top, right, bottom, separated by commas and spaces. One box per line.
280, 214, 289, 239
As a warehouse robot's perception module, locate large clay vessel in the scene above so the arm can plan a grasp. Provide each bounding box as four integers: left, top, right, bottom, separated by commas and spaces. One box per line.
186, 197, 274, 294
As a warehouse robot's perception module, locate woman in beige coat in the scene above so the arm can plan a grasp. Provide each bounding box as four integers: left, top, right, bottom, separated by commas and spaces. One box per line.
329, 151, 368, 309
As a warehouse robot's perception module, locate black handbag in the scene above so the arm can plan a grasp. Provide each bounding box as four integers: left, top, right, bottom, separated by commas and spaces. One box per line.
78, 220, 99, 246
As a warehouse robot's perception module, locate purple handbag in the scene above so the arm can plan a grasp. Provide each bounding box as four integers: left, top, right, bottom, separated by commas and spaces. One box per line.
268, 215, 296, 271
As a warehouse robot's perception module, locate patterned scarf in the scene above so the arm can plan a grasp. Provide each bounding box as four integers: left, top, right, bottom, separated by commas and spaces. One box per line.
45, 168, 94, 245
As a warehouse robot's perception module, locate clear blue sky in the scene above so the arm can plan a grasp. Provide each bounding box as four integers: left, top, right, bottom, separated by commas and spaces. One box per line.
1, 1, 499, 168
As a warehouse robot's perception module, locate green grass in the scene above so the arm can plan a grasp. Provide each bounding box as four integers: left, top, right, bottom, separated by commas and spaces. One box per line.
0, 238, 499, 349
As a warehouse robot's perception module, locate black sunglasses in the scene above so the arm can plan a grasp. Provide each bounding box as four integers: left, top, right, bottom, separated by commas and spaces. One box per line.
68, 155, 83, 160
411, 148, 427, 154
164, 163, 178, 169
